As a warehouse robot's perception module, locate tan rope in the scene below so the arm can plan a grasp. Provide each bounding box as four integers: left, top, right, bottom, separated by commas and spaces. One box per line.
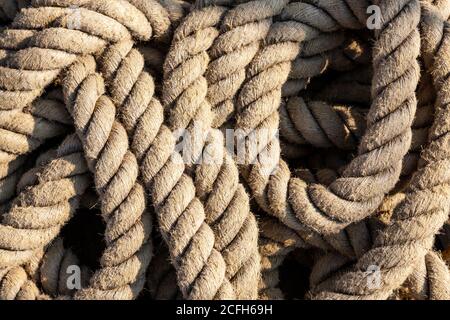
0, 266, 45, 300
0, 89, 71, 210
61, 56, 151, 300
162, 5, 262, 299
310, 0, 450, 299
39, 237, 90, 299
234, 0, 420, 251
99, 39, 234, 300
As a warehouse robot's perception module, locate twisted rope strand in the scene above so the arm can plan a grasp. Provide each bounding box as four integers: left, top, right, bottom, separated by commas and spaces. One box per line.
61, 56, 151, 300
0, 133, 90, 270
99, 38, 233, 300
163, 5, 263, 299
235, 0, 420, 250
310, 1, 450, 299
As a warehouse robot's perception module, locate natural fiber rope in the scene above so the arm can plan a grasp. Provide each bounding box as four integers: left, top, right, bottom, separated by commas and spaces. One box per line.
62, 56, 152, 300
0, 0, 448, 301
401, 251, 450, 299
0, 0, 179, 300
234, 0, 420, 254
280, 99, 366, 151
310, 0, 450, 299
198, 0, 288, 128
0, 89, 71, 210
0, 266, 44, 300
39, 237, 90, 299
0, 133, 90, 270
0, 0, 171, 270
162, 5, 262, 299
98, 39, 235, 300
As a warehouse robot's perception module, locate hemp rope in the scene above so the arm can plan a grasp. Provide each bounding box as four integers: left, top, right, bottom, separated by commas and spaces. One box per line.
0, 133, 90, 270
0, 0, 183, 299
39, 237, 90, 299
0, 266, 45, 300
232, 0, 420, 256
258, 168, 377, 299
62, 56, 152, 300
162, 5, 262, 299
309, 0, 450, 299
0, 0, 172, 113
0, 0, 448, 301
98, 39, 235, 300
198, 0, 288, 128
0, 89, 71, 210
279, 99, 367, 151
0, 0, 172, 271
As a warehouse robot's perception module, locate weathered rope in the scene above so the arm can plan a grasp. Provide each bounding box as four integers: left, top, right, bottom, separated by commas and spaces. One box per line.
39, 237, 90, 299
234, 0, 420, 252
0, 89, 71, 210
0, 0, 449, 301
99, 39, 234, 300
0, 133, 90, 270
0, 266, 44, 300
62, 56, 151, 300
163, 5, 261, 299
198, 0, 288, 128
309, 0, 450, 299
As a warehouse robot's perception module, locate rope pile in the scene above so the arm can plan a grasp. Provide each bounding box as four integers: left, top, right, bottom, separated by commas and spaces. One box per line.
0, 0, 448, 300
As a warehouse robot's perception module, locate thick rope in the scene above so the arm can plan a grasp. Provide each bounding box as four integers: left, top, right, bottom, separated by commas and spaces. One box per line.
0, 266, 45, 300
234, 0, 420, 251
0, 0, 171, 113
280, 99, 366, 151
309, 1, 450, 299
0, 133, 90, 270
39, 237, 90, 299
61, 56, 151, 300
163, 5, 263, 299
0, 89, 71, 210
198, 0, 288, 128
99, 39, 234, 300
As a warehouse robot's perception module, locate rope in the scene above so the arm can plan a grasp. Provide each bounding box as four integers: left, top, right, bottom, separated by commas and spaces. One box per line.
310, 0, 450, 299
0, 133, 90, 270
162, 5, 262, 299
0, 0, 448, 301
99, 38, 234, 300
62, 56, 151, 300
0, 266, 44, 300
0, 89, 70, 210
39, 237, 90, 299
234, 0, 420, 251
